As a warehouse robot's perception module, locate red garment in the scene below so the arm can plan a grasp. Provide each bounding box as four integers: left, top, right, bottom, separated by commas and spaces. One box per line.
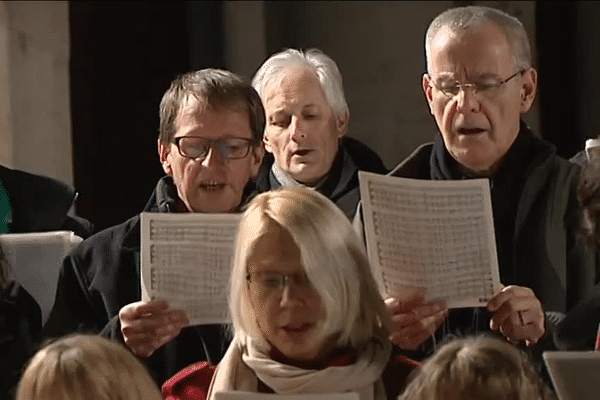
162, 354, 419, 400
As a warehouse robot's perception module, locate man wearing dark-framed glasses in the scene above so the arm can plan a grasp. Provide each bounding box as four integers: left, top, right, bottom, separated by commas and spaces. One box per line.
44, 69, 265, 385
358, 5, 598, 364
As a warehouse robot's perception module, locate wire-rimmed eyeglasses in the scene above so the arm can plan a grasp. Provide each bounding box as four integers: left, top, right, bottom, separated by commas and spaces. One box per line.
246, 271, 314, 294
428, 69, 527, 99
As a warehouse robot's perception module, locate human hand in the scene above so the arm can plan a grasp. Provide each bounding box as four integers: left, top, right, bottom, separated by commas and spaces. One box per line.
487, 285, 545, 346
119, 299, 190, 357
386, 288, 448, 350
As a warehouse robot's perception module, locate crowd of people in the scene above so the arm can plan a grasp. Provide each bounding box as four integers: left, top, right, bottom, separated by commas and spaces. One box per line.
1, 4, 599, 400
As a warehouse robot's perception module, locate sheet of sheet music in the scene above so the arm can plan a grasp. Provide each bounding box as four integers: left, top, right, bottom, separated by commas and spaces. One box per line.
359, 171, 501, 308
0, 230, 83, 324
214, 392, 359, 400
140, 212, 240, 325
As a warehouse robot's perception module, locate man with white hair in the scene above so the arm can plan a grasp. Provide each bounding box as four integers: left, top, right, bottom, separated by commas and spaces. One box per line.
252, 48, 387, 219
374, 5, 599, 360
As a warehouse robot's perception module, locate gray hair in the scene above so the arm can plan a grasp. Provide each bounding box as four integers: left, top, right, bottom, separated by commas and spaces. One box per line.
425, 6, 532, 73
229, 187, 391, 351
252, 48, 349, 118
158, 68, 265, 144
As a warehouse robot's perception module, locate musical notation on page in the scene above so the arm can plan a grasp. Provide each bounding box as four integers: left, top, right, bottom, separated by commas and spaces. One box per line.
140, 212, 241, 325
358, 171, 501, 308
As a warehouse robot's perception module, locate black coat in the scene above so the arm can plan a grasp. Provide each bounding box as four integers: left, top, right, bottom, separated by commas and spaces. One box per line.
43, 176, 229, 385
0, 282, 41, 400
0, 164, 92, 238
256, 137, 388, 219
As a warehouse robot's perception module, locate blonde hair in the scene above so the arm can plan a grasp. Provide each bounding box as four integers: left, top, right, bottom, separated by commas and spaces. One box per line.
15, 334, 162, 400
399, 335, 555, 400
229, 187, 391, 351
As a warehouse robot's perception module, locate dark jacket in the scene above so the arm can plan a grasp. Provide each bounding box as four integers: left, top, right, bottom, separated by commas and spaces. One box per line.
0, 164, 93, 237
356, 122, 598, 361
554, 289, 600, 350
256, 137, 388, 219
43, 176, 230, 385
0, 282, 42, 400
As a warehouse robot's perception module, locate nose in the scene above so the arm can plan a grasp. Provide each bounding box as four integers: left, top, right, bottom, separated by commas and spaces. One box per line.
279, 283, 304, 308
455, 85, 481, 113
289, 116, 306, 142
200, 145, 225, 167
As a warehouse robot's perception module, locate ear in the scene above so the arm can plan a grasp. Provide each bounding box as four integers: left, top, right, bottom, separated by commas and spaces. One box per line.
262, 132, 274, 154
520, 67, 537, 114
335, 111, 349, 138
249, 143, 265, 178
158, 139, 173, 176
422, 73, 434, 114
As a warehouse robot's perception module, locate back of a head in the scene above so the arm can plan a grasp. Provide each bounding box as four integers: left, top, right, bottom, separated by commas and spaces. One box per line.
424, 6, 532, 73
15, 334, 162, 400
399, 335, 553, 400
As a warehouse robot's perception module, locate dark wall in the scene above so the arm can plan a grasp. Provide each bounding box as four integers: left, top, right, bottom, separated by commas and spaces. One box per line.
70, 1, 223, 232
536, 2, 579, 159
537, 1, 600, 159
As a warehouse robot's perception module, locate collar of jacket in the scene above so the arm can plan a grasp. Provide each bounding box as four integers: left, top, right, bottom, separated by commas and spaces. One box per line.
122, 175, 257, 251
257, 137, 387, 198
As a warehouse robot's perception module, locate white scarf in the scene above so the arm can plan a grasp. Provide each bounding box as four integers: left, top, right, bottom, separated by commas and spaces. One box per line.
207, 335, 392, 400
271, 163, 329, 190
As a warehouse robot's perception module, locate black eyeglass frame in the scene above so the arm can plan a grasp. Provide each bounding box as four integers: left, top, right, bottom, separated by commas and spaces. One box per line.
173, 136, 259, 160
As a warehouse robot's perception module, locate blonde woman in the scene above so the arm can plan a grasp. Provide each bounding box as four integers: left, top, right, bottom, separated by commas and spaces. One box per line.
16, 334, 162, 400
399, 335, 556, 400
163, 188, 418, 400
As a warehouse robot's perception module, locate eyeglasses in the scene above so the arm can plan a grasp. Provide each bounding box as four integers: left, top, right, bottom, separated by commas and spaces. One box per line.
174, 136, 257, 160
428, 70, 527, 99
246, 271, 314, 295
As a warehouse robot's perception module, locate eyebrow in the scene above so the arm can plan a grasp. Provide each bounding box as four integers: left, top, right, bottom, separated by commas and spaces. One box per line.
436, 72, 503, 81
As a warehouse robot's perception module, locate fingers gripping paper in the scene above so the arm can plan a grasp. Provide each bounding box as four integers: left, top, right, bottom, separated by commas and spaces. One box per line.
358, 171, 501, 308
140, 212, 241, 325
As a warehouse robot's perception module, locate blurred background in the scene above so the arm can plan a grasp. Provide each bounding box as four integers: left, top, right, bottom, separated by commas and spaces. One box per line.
0, 1, 596, 231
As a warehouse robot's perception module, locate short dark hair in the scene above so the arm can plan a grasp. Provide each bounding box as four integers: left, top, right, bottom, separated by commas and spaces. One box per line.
158, 68, 265, 145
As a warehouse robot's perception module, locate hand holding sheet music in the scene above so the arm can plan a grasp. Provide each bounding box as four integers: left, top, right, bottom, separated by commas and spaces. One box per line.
140, 212, 240, 325
358, 171, 501, 308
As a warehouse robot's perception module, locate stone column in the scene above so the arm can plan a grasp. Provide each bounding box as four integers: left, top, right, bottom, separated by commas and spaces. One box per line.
0, 1, 72, 184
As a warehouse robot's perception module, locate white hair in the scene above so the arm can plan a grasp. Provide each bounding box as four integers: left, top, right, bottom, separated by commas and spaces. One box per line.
229, 187, 391, 351
252, 48, 349, 119
425, 6, 532, 73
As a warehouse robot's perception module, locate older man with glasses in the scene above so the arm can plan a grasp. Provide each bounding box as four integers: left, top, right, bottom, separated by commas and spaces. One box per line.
43, 69, 265, 385
365, 5, 599, 362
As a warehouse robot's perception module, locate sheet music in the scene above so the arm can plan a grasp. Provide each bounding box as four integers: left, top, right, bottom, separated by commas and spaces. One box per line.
359, 171, 501, 308
140, 212, 240, 325
214, 392, 360, 400
0, 230, 83, 323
